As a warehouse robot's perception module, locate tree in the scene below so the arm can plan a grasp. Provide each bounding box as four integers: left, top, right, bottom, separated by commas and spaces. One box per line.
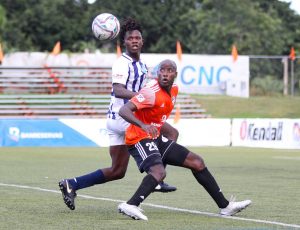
1, 0, 300, 58
1, 0, 93, 51
177, 0, 288, 55
0, 4, 6, 31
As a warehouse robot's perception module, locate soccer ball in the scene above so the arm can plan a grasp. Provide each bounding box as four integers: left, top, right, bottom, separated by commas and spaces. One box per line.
92, 13, 120, 41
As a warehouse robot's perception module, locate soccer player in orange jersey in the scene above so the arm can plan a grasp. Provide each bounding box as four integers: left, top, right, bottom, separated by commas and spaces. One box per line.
117, 59, 251, 220
58, 19, 177, 211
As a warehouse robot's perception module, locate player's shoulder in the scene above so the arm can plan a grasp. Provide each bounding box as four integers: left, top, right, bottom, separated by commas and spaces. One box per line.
132, 82, 156, 105
144, 79, 160, 92
145, 79, 158, 87
172, 83, 178, 89
144, 80, 178, 93
170, 83, 179, 98
113, 53, 132, 67
135, 80, 157, 99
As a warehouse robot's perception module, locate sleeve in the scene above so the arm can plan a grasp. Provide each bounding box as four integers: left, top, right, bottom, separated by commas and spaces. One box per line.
130, 87, 155, 110
111, 58, 129, 85
173, 84, 179, 96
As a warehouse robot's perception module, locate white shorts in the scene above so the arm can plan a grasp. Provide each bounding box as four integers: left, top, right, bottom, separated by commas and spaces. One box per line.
106, 116, 129, 146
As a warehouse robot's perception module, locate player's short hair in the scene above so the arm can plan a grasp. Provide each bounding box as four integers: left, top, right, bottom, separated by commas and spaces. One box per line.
119, 18, 142, 44
159, 59, 177, 70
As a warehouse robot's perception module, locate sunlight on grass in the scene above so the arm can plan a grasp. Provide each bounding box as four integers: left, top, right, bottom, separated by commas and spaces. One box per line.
193, 95, 300, 118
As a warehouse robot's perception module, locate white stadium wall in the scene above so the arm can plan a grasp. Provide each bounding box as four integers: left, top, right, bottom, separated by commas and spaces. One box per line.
1, 118, 299, 149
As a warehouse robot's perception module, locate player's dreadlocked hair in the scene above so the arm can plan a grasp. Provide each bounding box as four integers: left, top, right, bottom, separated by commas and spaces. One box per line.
119, 18, 142, 44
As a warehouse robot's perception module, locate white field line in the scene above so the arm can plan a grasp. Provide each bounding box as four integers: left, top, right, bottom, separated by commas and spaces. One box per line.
273, 156, 300, 160
1, 182, 300, 229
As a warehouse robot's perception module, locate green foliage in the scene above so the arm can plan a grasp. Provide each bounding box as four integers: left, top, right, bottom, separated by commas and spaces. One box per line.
1, 0, 93, 51
251, 75, 284, 96
249, 57, 284, 84
0, 5, 6, 31
179, 0, 288, 55
193, 95, 300, 118
1, 0, 300, 54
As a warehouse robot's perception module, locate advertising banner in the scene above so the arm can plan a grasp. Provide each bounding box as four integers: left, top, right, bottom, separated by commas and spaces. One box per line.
0, 119, 98, 147
2, 118, 298, 149
169, 118, 231, 147
59, 118, 109, 147
231, 119, 300, 149
60, 118, 232, 147
141, 54, 249, 97
0, 118, 231, 147
2, 53, 249, 97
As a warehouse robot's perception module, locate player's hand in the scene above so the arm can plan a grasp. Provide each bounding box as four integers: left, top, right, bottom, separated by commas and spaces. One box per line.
141, 124, 159, 139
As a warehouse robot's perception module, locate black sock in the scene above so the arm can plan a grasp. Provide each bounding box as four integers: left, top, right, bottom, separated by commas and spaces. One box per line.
193, 167, 229, 208
127, 174, 158, 206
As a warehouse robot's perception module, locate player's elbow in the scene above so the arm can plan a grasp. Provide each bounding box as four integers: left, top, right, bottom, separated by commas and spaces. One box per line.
114, 90, 123, 98
119, 106, 126, 119
113, 83, 129, 98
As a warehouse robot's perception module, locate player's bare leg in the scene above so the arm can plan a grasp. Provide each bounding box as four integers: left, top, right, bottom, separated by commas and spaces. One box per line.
102, 145, 130, 181
153, 122, 178, 192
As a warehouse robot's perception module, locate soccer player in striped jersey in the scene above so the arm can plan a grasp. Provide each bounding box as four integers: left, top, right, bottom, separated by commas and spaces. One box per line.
117, 59, 251, 220
58, 18, 177, 211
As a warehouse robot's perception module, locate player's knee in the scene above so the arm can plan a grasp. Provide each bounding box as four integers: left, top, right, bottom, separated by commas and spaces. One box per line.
149, 164, 166, 181
159, 169, 166, 181
194, 159, 205, 171
114, 172, 126, 180
113, 168, 127, 179
106, 167, 127, 180
187, 152, 206, 171
194, 155, 206, 171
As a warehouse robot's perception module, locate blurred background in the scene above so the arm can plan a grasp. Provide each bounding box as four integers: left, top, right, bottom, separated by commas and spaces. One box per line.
0, 0, 300, 96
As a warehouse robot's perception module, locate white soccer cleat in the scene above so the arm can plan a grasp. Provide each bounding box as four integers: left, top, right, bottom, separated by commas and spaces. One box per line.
118, 202, 148, 221
220, 196, 252, 216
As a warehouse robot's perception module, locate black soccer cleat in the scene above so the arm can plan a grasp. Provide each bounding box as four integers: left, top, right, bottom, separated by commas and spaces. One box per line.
153, 181, 177, 193
58, 179, 77, 210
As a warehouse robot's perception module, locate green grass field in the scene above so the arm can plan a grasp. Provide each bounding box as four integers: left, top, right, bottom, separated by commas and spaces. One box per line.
1, 147, 300, 229
194, 95, 300, 118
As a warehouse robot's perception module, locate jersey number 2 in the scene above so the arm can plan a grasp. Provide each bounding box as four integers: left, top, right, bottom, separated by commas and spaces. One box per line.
145, 142, 158, 151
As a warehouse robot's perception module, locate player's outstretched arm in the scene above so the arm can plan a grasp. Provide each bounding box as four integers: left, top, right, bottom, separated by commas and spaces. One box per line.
113, 83, 137, 99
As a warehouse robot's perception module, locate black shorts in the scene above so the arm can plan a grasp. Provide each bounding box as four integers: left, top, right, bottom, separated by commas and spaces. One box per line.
128, 135, 190, 173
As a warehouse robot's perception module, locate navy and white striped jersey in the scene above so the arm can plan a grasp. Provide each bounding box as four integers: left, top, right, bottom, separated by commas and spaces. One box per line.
108, 53, 148, 119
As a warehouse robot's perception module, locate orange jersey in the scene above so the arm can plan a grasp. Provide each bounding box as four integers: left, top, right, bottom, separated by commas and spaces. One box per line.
125, 79, 178, 145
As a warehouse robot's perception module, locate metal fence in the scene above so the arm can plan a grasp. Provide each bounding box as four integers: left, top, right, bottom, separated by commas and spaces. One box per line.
249, 56, 299, 96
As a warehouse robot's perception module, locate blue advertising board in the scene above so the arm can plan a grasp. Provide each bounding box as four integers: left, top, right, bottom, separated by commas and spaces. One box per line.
0, 119, 98, 147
